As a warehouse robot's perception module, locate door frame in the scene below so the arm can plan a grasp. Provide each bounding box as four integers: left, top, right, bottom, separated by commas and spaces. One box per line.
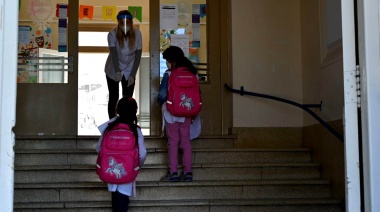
14, 0, 78, 136
356, 0, 380, 211
341, 0, 361, 211
0, 0, 19, 211
150, 0, 231, 136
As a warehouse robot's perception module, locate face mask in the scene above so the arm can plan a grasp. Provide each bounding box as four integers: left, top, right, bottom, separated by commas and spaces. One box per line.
166, 61, 171, 69
121, 25, 130, 34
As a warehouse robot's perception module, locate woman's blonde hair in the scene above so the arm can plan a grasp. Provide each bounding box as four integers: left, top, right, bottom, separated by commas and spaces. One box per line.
116, 10, 135, 48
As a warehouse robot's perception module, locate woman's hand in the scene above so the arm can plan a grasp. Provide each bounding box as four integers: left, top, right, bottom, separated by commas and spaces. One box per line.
127, 76, 135, 87
115, 72, 122, 82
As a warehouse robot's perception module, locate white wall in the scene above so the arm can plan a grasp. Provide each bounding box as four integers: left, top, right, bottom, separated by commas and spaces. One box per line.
0, 0, 19, 211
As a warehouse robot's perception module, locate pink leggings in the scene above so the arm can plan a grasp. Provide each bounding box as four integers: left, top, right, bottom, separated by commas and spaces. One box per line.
166, 118, 192, 173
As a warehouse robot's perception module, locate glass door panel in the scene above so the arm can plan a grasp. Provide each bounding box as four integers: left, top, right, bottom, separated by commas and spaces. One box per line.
14, 0, 78, 135
78, 52, 109, 135
159, 0, 208, 82
77, 0, 151, 135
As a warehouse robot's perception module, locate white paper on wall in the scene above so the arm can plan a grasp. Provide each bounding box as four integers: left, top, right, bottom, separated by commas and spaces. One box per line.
170, 34, 189, 57
160, 4, 178, 30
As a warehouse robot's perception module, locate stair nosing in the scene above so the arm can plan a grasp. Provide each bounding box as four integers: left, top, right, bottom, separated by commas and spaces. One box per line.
15, 147, 312, 154
14, 179, 331, 189
15, 162, 321, 171
13, 198, 343, 209
15, 135, 238, 140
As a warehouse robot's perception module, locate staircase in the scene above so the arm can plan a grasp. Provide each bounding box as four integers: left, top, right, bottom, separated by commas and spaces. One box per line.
13, 135, 344, 211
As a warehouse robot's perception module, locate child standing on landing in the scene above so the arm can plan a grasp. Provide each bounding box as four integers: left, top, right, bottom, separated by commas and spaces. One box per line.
96, 97, 147, 212
157, 46, 199, 182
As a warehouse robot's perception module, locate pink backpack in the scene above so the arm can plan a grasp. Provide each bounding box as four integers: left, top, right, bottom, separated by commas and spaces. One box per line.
96, 123, 140, 184
166, 67, 202, 117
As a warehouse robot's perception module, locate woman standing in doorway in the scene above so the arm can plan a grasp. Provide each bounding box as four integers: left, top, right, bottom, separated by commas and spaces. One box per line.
105, 10, 142, 119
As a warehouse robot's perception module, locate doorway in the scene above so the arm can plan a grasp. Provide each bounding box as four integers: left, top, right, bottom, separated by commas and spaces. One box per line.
77, 2, 151, 136
14, 0, 227, 137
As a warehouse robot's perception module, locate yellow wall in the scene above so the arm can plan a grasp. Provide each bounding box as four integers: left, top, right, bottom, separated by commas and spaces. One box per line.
231, 0, 303, 127
300, 0, 344, 201
230, 0, 344, 200
231, 0, 343, 127
301, 0, 343, 126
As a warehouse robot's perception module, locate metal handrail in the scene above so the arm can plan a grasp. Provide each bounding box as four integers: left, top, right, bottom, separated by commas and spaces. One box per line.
224, 84, 344, 142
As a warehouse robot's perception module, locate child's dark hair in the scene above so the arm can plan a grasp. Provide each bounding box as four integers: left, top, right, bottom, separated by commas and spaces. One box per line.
163, 45, 197, 75
105, 97, 139, 142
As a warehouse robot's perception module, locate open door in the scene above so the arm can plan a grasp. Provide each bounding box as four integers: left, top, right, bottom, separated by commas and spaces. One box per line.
14, 0, 78, 136
355, 0, 380, 210
341, 0, 361, 211
150, 0, 230, 136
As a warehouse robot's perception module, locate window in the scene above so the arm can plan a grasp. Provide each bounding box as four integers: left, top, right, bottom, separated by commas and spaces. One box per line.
38, 48, 68, 83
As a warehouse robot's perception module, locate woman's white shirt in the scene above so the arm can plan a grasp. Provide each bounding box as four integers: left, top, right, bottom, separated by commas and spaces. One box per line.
104, 28, 142, 80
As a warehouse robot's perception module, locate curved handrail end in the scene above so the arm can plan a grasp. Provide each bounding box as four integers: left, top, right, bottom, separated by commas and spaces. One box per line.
224, 84, 344, 142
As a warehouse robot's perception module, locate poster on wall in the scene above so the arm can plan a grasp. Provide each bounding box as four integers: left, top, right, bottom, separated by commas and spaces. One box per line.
171, 34, 189, 57
200, 4, 206, 18
160, 4, 178, 30
191, 4, 200, 48
160, 2, 195, 57
17, 25, 53, 83
177, 0, 192, 49
57, 4, 68, 52
177, 0, 191, 28
19, 26, 31, 44
18, 25, 53, 55
28, 0, 55, 30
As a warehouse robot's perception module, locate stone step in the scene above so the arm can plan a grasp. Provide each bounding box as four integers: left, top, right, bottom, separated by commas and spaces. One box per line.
13, 136, 338, 212
14, 163, 321, 183
14, 180, 332, 203
15, 135, 236, 150
15, 148, 312, 166
14, 199, 343, 212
